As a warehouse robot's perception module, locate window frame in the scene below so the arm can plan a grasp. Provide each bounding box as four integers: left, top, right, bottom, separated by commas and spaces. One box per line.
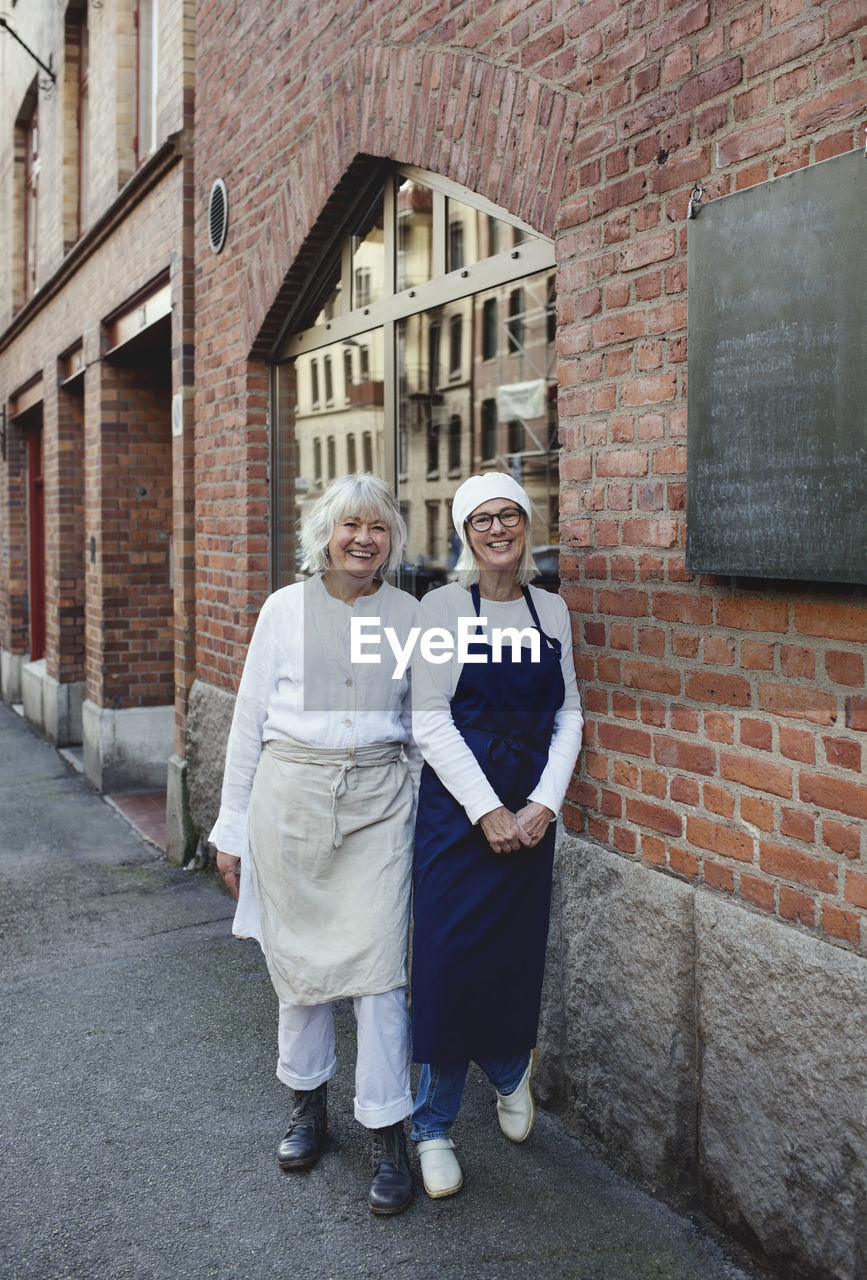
270, 166, 556, 587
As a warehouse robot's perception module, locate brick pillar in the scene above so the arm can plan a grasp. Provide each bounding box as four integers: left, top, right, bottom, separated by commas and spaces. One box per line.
41, 379, 86, 744
165, 138, 199, 864
82, 357, 175, 791
0, 421, 29, 702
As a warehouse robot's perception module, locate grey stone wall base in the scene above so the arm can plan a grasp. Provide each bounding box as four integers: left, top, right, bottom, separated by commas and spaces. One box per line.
186, 678, 236, 846
21, 659, 46, 732
696, 894, 867, 1280
82, 700, 174, 793
165, 753, 197, 866
543, 832, 867, 1280
23, 660, 86, 746
43, 673, 85, 746
539, 831, 698, 1201
1, 649, 24, 704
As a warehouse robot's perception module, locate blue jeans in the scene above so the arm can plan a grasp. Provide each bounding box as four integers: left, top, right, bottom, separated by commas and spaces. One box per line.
411, 1053, 531, 1142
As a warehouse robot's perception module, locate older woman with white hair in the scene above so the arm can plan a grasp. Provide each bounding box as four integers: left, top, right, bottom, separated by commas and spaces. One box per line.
211, 473, 419, 1216
409, 473, 583, 1199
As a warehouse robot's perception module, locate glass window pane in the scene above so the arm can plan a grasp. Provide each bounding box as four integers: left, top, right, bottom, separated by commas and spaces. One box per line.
446, 198, 537, 272
294, 329, 385, 525
482, 298, 497, 361
395, 175, 433, 292
395, 267, 559, 597
507, 287, 525, 354
312, 264, 343, 327
352, 194, 385, 308
397, 310, 469, 594
273, 169, 558, 593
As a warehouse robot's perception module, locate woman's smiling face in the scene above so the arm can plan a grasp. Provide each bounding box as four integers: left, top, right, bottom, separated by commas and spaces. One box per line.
465, 498, 526, 578
326, 511, 391, 581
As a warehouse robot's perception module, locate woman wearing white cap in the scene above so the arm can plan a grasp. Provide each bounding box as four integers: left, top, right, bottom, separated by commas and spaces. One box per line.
409, 473, 583, 1198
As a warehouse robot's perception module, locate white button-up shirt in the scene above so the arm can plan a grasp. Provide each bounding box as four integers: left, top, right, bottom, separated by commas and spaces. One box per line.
210, 574, 420, 863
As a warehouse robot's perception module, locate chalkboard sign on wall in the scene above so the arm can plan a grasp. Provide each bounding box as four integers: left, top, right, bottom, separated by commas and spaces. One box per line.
686, 149, 866, 584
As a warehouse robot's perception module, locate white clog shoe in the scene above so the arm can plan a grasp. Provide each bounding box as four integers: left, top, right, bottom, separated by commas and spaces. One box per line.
495, 1049, 538, 1143
416, 1137, 463, 1198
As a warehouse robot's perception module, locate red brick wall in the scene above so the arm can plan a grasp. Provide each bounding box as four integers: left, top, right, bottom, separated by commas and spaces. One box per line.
47, 384, 86, 685
553, 0, 867, 953
85, 362, 174, 708
1, 169, 188, 681
194, 0, 867, 951
0, 426, 30, 657
1, 0, 196, 750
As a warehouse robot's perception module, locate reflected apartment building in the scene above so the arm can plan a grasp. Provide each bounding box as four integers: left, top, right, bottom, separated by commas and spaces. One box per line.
289, 169, 559, 593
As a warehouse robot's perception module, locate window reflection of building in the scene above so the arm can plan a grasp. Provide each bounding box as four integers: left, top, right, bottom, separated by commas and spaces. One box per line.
481, 400, 497, 461
355, 268, 371, 308
447, 416, 461, 474
426, 501, 440, 558
448, 315, 463, 380
427, 421, 439, 476
428, 325, 440, 392
482, 298, 497, 361
448, 220, 464, 271
507, 287, 525, 354
274, 168, 559, 595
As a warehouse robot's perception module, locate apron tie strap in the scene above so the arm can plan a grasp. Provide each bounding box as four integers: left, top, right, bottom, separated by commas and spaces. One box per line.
265, 738, 403, 848
329, 754, 355, 848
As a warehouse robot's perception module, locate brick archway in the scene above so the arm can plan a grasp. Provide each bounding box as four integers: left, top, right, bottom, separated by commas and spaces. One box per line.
243, 45, 577, 359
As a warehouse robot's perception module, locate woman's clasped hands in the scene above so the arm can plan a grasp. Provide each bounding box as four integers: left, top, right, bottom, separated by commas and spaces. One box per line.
478, 801, 554, 853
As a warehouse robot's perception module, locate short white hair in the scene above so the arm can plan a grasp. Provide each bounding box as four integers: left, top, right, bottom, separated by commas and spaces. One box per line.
454, 511, 539, 587
300, 474, 406, 576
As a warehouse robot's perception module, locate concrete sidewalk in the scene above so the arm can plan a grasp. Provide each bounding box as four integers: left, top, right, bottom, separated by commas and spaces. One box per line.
0, 702, 765, 1280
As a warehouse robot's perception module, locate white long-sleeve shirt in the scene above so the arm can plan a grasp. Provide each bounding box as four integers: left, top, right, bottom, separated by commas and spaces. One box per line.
411, 581, 583, 824
209, 574, 420, 863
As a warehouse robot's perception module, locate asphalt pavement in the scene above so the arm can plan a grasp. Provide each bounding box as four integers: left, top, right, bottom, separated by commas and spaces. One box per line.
0, 701, 765, 1280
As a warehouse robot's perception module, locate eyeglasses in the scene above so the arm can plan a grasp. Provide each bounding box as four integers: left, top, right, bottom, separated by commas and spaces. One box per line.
466, 506, 524, 532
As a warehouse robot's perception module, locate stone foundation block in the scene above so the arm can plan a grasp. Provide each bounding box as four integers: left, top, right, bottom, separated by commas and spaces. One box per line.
1, 649, 24, 704
542, 835, 697, 1200
696, 894, 867, 1280
186, 678, 236, 843
82, 700, 174, 793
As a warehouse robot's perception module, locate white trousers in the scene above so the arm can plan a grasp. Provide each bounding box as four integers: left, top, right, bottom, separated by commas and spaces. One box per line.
276, 986, 412, 1129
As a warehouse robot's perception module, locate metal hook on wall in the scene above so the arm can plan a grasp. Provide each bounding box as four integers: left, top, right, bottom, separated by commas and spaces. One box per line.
687, 186, 704, 219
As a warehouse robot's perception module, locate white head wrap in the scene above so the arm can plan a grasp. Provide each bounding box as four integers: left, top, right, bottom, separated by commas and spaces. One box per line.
452, 473, 532, 539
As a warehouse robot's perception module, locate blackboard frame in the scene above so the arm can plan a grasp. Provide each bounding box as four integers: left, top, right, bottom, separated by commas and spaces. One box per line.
686, 149, 866, 585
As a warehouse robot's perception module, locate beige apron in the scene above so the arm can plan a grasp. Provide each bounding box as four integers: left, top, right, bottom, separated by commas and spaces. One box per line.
247, 738, 413, 1005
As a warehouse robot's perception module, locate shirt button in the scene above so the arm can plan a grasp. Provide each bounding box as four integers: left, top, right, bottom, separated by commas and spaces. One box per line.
345, 678, 353, 686
344, 718, 352, 726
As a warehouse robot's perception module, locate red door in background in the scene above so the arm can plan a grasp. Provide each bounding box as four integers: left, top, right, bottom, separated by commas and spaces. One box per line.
27, 427, 46, 661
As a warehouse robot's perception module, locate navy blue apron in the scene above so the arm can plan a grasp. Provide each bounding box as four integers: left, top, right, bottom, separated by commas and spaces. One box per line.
411, 584, 565, 1064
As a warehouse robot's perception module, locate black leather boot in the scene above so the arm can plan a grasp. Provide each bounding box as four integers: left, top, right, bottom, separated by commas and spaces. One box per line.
368, 1120, 413, 1215
276, 1082, 327, 1171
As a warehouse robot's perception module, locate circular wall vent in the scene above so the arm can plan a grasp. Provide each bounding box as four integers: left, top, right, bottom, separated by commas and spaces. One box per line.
208, 179, 228, 254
